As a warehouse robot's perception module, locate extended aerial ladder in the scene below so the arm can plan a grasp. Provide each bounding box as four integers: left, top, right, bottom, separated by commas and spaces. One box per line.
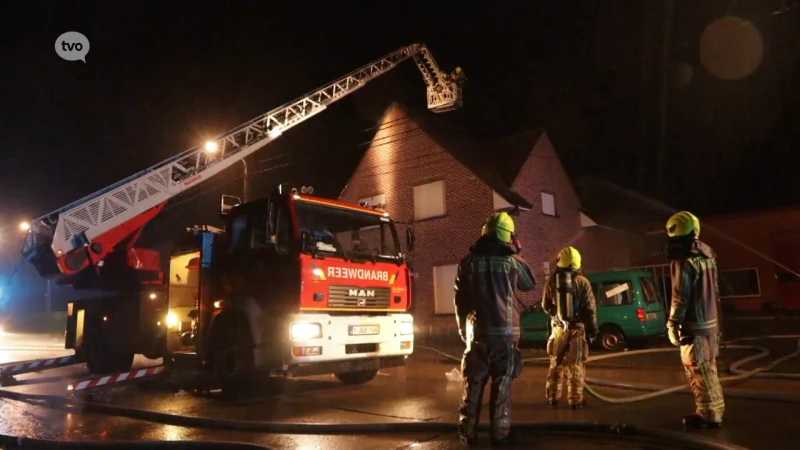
22, 43, 463, 285
9, 44, 463, 387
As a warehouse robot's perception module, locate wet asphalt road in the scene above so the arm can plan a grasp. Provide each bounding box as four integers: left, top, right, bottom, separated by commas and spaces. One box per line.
0, 321, 798, 450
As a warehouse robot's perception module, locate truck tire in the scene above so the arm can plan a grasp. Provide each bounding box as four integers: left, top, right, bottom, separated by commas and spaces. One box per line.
598, 325, 627, 352
209, 314, 256, 397
83, 336, 135, 375
334, 369, 379, 385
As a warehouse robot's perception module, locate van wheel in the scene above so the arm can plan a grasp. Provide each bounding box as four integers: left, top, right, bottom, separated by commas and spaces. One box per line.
598, 325, 626, 352
335, 369, 378, 385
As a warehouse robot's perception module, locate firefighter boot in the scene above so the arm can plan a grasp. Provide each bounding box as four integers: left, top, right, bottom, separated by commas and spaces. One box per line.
458, 377, 486, 445
489, 375, 514, 445
570, 399, 586, 410
683, 414, 723, 429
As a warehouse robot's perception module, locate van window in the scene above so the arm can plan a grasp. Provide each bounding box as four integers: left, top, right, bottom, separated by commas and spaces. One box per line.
640, 277, 661, 304
599, 281, 632, 306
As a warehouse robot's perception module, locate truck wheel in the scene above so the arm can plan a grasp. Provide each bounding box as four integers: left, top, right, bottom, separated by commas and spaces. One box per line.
334, 369, 378, 385
210, 315, 256, 397
598, 325, 626, 352
84, 336, 135, 374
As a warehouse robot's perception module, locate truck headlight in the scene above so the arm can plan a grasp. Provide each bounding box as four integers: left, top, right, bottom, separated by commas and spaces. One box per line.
166, 312, 178, 329
399, 321, 414, 335
291, 322, 322, 340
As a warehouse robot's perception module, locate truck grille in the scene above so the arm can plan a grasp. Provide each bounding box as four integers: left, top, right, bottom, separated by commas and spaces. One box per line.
328, 285, 391, 308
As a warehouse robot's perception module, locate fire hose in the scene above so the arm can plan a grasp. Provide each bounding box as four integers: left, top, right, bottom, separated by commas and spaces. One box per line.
418, 335, 800, 405
0, 437, 275, 450
0, 338, 795, 449
0, 383, 750, 450
0, 366, 755, 449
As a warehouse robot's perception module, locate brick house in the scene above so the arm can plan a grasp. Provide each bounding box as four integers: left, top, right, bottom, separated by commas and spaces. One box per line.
338, 103, 632, 333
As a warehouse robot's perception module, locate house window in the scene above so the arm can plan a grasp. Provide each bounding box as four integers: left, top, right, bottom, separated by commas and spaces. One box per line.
719, 268, 761, 297
599, 281, 632, 306
358, 193, 386, 210
541, 192, 556, 216
493, 190, 513, 211
433, 264, 459, 314
413, 180, 446, 220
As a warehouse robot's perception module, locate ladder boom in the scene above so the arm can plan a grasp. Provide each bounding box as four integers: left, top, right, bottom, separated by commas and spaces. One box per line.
22, 43, 463, 280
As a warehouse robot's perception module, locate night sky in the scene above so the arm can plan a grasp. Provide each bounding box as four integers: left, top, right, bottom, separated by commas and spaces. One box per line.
1, 1, 799, 293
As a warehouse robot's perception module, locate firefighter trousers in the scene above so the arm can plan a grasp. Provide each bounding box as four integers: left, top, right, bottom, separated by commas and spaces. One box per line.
680, 333, 725, 423
545, 326, 588, 405
458, 337, 523, 441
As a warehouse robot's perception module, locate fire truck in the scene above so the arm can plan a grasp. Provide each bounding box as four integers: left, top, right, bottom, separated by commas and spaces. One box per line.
13, 44, 464, 392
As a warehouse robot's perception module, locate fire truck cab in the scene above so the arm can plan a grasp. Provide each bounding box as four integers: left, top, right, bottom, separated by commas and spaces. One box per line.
161, 184, 415, 390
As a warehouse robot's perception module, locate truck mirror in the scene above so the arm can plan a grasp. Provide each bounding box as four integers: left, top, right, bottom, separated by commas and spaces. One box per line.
405, 227, 415, 252
220, 194, 242, 217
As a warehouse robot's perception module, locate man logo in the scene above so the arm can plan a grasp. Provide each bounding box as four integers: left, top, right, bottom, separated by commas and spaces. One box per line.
348, 289, 375, 298
357, 298, 367, 307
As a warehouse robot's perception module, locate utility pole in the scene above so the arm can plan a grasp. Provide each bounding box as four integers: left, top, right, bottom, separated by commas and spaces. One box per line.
638, 0, 652, 191
656, 0, 674, 198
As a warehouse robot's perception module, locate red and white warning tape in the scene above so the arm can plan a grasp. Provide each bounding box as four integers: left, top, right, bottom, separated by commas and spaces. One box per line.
0, 355, 79, 375
68, 366, 165, 392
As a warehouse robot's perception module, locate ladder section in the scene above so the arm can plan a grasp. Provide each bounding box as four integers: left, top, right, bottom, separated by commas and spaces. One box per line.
22, 43, 461, 266
412, 46, 464, 113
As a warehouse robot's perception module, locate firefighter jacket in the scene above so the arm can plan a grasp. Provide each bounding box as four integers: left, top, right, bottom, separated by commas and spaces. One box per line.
454, 234, 537, 340
542, 270, 598, 336
667, 239, 721, 338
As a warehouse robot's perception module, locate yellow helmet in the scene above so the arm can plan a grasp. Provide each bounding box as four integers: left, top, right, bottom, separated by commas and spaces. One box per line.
481, 212, 515, 243
666, 211, 700, 238
556, 246, 582, 270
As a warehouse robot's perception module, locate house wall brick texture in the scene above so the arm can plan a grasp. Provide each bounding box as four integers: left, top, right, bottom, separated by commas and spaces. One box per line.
339, 104, 626, 332
506, 134, 582, 305
572, 228, 633, 274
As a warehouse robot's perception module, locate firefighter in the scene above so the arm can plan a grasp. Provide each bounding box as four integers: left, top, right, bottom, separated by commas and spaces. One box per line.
665, 211, 725, 428
454, 212, 536, 445
542, 246, 598, 409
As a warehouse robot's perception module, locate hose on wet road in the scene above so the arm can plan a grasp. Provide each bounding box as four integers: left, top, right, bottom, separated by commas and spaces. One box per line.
419, 335, 800, 404
0, 435, 274, 450
0, 336, 793, 449
0, 389, 750, 450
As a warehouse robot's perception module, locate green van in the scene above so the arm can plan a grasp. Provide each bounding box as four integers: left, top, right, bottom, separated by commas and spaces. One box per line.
520, 270, 667, 351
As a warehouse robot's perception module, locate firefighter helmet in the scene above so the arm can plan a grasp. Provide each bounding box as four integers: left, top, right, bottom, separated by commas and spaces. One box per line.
481, 212, 515, 243
556, 246, 582, 270
666, 211, 700, 238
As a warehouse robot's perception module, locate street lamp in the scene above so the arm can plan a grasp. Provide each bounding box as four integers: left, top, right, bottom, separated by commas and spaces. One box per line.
203, 140, 248, 203
19, 221, 30, 232
204, 141, 218, 153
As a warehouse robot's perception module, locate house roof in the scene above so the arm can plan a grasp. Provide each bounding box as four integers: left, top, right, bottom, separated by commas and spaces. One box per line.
572, 176, 673, 232
486, 129, 545, 186
397, 104, 535, 210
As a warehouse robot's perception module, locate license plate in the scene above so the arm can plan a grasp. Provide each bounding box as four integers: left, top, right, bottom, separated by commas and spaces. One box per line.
349, 325, 379, 336
646, 313, 658, 320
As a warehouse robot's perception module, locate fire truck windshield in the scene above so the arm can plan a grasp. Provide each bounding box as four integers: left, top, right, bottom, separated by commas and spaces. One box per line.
293, 200, 401, 261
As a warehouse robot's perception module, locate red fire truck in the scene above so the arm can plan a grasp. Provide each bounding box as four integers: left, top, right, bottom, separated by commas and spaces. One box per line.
158, 186, 416, 390
13, 44, 463, 392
